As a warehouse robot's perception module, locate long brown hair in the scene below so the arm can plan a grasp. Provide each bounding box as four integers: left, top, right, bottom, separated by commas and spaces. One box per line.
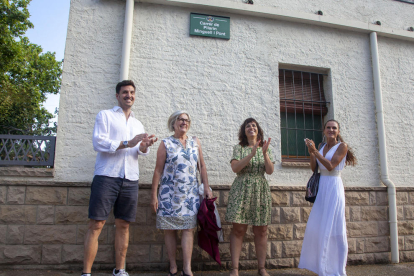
324, 119, 357, 166
238, 118, 264, 147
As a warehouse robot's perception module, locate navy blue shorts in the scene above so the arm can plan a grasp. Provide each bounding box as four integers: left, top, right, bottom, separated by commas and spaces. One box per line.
88, 175, 139, 222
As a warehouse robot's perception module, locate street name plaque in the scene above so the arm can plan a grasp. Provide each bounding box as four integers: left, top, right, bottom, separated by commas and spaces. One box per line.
190, 13, 230, 40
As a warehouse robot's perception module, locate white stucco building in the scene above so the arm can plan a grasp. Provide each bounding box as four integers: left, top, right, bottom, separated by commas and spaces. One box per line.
53, 0, 414, 188
1, 0, 413, 269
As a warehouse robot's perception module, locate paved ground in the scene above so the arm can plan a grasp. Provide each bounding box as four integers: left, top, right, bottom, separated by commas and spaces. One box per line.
1, 263, 414, 276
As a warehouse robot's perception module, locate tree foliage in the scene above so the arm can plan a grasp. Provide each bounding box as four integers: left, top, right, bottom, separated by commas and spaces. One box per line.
0, 0, 62, 135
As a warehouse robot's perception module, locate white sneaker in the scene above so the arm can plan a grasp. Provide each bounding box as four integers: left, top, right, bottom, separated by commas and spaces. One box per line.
112, 268, 129, 276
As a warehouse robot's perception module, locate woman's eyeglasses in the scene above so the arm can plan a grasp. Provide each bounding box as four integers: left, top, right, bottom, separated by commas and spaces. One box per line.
177, 118, 191, 123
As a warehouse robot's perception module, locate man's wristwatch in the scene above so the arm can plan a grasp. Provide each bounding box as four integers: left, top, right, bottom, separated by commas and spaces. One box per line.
123, 141, 129, 148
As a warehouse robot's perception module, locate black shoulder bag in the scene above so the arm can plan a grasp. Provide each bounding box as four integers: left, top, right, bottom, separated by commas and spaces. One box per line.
305, 143, 325, 203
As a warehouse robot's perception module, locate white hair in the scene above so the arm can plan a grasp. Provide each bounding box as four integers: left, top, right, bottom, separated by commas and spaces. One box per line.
167, 110, 191, 132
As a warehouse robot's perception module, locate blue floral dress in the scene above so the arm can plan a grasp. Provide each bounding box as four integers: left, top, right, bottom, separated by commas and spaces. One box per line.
156, 136, 200, 230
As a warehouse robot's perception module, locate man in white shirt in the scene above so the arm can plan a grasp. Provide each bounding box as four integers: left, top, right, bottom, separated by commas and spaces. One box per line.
82, 80, 157, 276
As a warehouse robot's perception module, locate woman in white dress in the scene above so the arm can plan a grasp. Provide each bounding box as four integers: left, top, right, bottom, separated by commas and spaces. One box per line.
299, 119, 357, 276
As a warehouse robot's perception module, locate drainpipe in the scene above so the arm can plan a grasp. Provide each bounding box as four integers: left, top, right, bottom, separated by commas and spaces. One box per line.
370, 32, 399, 263
119, 2, 135, 271
120, 0, 134, 80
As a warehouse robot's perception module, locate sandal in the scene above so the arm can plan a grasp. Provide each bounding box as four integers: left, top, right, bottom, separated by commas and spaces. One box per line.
229, 268, 239, 276
181, 271, 191, 276
168, 270, 178, 276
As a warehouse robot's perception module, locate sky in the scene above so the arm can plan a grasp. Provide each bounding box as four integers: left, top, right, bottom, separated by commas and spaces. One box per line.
25, 0, 71, 123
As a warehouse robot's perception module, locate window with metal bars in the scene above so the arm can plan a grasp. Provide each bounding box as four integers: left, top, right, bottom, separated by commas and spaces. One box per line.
279, 69, 329, 162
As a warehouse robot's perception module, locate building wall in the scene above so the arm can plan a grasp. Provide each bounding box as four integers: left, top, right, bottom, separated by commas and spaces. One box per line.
0, 181, 413, 268
45, 0, 413, 187
2, 0, 414, 270
224, 0, 414, 30
377, 36, 414, 186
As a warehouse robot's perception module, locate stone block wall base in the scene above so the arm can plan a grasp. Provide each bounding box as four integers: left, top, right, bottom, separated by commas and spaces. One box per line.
0, 182, 413, 270
0, 167, 54, 177
0, 263, 122, 271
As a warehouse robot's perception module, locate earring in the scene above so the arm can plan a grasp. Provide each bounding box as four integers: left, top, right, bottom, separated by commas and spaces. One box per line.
322, 135, 327, 143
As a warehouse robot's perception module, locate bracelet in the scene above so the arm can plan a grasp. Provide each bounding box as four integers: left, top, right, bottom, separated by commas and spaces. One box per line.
310, 149, 318, 155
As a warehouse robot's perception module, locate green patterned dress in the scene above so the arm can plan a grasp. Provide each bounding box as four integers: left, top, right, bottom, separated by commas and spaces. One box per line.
225, 144, 274, 226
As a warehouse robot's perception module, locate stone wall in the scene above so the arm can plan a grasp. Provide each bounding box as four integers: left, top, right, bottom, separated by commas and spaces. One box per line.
1, 181, 413, 270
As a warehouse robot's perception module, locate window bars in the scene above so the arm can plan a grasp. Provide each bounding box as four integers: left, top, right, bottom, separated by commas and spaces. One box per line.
279, 69, 329, 161
0, 135, 56, 167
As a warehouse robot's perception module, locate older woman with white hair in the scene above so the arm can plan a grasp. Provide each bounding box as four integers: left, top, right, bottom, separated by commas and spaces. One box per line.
151, 111, 212, 276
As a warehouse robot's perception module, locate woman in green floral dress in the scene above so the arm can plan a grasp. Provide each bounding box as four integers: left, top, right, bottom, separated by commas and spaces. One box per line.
225, 118, 274, 276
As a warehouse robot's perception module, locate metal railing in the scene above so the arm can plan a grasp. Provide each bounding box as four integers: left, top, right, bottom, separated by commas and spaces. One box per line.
0, 135, 56, 167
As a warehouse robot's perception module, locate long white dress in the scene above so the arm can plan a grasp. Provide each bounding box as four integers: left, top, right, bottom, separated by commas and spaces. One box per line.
299, 143, 348, 276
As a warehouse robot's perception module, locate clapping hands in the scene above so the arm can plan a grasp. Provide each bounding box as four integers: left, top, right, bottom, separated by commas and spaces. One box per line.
304, 138, 317, 154
262, 138, 271, 155
128, 133, 149, 148
250, 138, 271, 156
250, 140, 260, 156
140, 134, 158, 152
141, 134, 158, 147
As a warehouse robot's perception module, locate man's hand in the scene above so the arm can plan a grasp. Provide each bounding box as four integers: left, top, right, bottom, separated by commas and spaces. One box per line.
128, 133, 148, 148
139, 134, 158, 153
